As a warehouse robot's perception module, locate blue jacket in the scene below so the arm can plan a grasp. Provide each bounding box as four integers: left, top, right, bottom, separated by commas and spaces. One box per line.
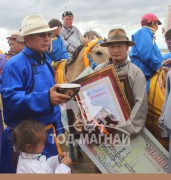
162, 52, 171, 60
0, 46, 63, 173
130, 27, 163, 80
46, 35, 69, 63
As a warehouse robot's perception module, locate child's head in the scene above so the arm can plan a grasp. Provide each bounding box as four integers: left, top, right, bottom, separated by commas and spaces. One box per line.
13, 120, 46, 154
48, 19, 62, 36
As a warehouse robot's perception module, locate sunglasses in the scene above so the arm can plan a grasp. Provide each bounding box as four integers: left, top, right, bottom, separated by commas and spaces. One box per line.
62, 11, 73, 17
36, 32, 52, 38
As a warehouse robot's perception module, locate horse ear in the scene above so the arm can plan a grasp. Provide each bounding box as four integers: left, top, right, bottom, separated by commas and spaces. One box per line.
80, 36, 89, 45
103, 37, 107, 42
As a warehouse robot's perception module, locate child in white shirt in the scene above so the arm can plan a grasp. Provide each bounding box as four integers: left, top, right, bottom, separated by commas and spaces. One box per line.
12, 120, 72, 174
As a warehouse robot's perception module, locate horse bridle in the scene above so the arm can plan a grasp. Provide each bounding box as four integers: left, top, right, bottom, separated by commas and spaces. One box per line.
85, 39, 103, 69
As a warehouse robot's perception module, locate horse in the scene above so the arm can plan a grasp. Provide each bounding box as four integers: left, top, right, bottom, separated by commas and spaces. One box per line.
53, 38, 109, 83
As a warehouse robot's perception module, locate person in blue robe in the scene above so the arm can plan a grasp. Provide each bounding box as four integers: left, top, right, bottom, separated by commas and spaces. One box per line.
129, 13, 163, 92
0, 14, 71, 173
0, 54, 7, 166
46, 19, 69, 64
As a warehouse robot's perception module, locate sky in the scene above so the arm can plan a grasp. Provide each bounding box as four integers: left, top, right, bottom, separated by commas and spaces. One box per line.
0, 0, 170, 52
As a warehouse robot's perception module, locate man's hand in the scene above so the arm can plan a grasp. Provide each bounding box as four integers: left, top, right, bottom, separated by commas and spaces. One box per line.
162, 64, 170, 79
50, 84, 71, 105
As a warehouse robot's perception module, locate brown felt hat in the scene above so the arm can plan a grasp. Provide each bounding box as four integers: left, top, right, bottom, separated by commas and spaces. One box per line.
100, 28, 135, 47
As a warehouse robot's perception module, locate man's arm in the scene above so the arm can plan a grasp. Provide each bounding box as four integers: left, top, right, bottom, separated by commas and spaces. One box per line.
1, 61, 70, 118
120, 66, 148, 137
59, 35, 69, 60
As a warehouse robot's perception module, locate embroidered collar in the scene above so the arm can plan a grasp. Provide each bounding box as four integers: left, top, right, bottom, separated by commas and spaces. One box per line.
63, 25, 73, 31
143, 26, 156, 34
109, 58, 129, 69
23, 46, 46, 65
20, 152, 42, 160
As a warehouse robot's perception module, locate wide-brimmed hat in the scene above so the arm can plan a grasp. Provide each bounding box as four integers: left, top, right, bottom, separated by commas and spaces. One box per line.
141, 13, 162, 26
165, 29, 171, 39
100, 28, 135, 47
21, 14, 57, 36
6, 31, 24, 42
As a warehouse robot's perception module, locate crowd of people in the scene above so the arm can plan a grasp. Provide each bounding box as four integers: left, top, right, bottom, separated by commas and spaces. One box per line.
0, 11, 171, 174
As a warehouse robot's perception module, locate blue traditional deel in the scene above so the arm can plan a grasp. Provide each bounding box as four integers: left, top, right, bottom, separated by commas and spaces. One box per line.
0, 46, 64, 173
129, 27, 163, 92
46, 35, 69, 63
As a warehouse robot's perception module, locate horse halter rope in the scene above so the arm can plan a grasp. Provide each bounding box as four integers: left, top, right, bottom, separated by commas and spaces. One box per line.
83, 38, 103, 69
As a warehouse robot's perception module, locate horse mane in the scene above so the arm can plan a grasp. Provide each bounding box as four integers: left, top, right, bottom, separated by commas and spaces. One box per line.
83, 30, 102, 39
66, 44, 85, 65
66, 31, 103, 66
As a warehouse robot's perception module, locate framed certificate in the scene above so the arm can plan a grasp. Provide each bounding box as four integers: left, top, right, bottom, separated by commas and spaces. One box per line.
67, 65, 131, 137
118, 74, 134, 109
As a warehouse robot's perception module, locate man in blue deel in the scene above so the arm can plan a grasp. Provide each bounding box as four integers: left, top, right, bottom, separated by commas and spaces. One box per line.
129, 13, 163, 91
0, 14, 71, 173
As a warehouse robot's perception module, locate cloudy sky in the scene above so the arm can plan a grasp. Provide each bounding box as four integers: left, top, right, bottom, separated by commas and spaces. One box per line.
0, 0, 170, 52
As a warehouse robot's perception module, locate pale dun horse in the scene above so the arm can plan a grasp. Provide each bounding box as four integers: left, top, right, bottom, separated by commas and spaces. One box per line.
54, 39, 109, 83
53, 31, 109, 161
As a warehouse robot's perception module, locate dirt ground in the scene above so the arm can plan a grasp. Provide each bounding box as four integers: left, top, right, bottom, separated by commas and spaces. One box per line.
2, 121, 101, 173
61, 141, 101, 174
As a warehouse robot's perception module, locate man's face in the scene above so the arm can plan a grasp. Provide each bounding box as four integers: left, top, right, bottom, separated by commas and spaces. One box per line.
151, 21, 159, 31
25, 32, 52, 55
8, 39, 16, 55
166, 39, 171, 52
8, 39, 24, 55
108, 42, 129, 64
62, 15, 73, 28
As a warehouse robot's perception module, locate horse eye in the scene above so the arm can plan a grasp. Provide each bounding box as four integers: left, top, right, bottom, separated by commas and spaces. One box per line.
96, 51, 103, 56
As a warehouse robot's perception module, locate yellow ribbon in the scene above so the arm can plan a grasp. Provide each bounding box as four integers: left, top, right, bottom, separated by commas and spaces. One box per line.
83, 38, 102, 67
53, 60, 67, 84
45, 124, 62, 155
49, 36, 57, 53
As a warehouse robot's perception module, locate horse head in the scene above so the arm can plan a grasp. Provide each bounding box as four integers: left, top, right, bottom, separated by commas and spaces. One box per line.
83, 38, 109, 69
66, 38, 109, 81
81, 30, 104, 46
54, 38, 109, 83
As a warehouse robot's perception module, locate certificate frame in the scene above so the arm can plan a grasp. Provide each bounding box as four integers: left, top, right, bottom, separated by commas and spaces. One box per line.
118, 74, 134, 109
67, 65, 131, 137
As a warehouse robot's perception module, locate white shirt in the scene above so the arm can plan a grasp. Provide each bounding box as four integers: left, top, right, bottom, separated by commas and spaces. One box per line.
17, 152, 71, 174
